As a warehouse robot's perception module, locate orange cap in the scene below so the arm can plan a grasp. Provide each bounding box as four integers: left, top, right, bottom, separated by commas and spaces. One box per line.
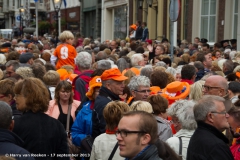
56, 68, 69, 80
86, 76, 102, 100
130, 24, 137, 30
101, 68, 128, 81
150, 86, 161, 95
236, 72, 240, 78
161, 81, 190, 101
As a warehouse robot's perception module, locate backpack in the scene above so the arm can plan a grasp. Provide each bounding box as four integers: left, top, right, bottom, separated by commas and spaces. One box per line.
72, 72, 92, 101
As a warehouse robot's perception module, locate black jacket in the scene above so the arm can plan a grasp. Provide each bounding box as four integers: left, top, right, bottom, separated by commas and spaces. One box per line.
11, 101, 22, 119
132, 145, 162, 160
0, 129, 34, 160
135, 26, 143, 40
13, 111, 69, 160
187, 121, 234, 160
92, 86, 120, 139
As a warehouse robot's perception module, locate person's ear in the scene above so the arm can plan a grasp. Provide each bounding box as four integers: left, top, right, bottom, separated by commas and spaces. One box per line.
9, 120, 14, 131
131, 90, 136, 98
141, 133, 151, 145
206, 112, 214, 123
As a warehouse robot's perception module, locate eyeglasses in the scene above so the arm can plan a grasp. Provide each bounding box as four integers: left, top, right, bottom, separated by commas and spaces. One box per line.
202, 85, 222, 91
28, 48, 33, 50
211, 111, 228, 116
115, 130, 146, 137
134, 90, 151, 93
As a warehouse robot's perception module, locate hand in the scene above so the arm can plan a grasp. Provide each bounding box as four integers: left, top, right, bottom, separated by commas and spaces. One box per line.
147, 45, 153, 52
111, 49, 116, 55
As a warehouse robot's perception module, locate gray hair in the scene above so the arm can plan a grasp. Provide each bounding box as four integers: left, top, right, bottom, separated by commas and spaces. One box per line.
165, 67, 176, 76
176, 100, 197, 130
97, 60, 111, 70
15, 67, 35, 79
75, 51, 92, 69
194, 95, 225, 122
116, 58, 129, 72
128, 75, 150, 91
0, 101, 12, 129
140, 65, 153, 79
5, 60, 20, 71
131, 54, 143, 66
167, 100, 187, 117
155, 61, 168, 69
229, 51, 236, 60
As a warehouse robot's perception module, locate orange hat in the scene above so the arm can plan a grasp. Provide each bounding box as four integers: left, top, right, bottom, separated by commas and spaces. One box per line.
130, 24, 137, 30
150, 86, 161, 95
68, 74, 78, 83
122, 68, 140, 76
101, 68, 128, 81
161, 81, 190, 101
86, 76, 102, 100
236, 72, 240, 78
56, 68, 70, 80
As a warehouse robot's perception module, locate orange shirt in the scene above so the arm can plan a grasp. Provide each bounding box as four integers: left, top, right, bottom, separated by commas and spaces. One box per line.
54, 43, 77, 69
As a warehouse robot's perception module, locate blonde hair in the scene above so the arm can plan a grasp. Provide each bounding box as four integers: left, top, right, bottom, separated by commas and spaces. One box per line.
130, 101, 153, 113
15, 67, 35, 79
103, 101, 130, 130
61, 65, 74, 73
189, 80, 205, 101
59, 30, 74, 42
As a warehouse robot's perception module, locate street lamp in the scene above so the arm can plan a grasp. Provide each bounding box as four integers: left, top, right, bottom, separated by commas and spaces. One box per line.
19, 7, 24, 38
52, 0, 63, 47
138, 0, 143, 9
147, 0, 153, 7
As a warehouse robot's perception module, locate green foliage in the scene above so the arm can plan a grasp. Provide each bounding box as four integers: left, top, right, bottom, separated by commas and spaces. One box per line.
39, 21, 52, 30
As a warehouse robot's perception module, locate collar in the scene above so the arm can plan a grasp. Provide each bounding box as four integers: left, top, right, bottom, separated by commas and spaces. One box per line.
125, 145, 151, 160
106, 127, 118, 134
197, 121, 229, 144
99, 86, 120, 101
181, 79, 194, 85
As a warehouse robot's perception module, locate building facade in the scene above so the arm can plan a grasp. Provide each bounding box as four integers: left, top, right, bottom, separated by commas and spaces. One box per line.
131, 0, 240, 49
49, 0, 80, 34
101, 0, 129, 41
3, 0, 46, 29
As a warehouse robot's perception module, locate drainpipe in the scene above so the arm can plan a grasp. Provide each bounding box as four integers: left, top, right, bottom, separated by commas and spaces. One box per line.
101, 0, 104, 42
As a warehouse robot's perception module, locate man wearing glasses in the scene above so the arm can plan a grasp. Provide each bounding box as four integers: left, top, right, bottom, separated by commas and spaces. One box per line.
128, 76, 150, 105
92, 68, 128, 139
202, 75, 233, 112
116, 111, 162, 160
5, 60, 20, 78
187, 95, 233, 160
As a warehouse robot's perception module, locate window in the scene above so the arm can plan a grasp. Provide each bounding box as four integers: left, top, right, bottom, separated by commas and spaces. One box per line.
200, 0, 216, 42
114, 5, 127, 39
233, 0, 238, 38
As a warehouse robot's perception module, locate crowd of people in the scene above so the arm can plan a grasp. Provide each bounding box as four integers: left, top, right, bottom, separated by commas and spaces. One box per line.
0, 23, 240, 160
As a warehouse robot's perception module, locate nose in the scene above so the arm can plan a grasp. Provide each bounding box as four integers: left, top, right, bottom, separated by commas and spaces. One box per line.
116, 133, 122, 141
225, 113, 229, 118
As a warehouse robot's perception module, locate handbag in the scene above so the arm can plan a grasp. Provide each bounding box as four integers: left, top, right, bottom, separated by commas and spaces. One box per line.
81, 124, 94, 154
66, 104, 81, 155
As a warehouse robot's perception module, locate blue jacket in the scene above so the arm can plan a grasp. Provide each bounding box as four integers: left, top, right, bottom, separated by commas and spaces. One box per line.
142, 27, 149, 42
71, 101, 92, 147
0, 129, 34, 160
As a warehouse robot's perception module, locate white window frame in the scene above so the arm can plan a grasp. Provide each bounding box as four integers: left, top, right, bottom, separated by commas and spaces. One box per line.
200, 0, 217, 42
